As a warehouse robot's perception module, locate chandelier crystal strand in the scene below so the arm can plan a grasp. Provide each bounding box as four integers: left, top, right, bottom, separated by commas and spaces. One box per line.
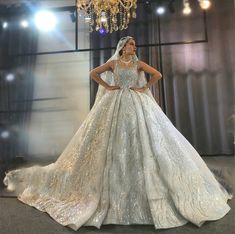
119, 3, 123, 30
89, 4, 94, 32
132, 2, 137, 18
77, 0, 137, 33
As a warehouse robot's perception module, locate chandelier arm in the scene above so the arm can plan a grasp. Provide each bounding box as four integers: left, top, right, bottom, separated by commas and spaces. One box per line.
118, 0, 134, 10
77, 1, 93, 12
85, 2, 93, 12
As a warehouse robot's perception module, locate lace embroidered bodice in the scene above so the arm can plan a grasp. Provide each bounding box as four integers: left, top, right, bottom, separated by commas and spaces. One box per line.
113, 60, 139, 88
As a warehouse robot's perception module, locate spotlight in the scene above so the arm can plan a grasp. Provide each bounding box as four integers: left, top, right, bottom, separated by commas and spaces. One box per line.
198, 0, 211, 10
34, 10, 57, 32
156, 6, 165, 15
5, 73, 15, 82
183, 0, 192, 15
20, 20, 29, 28
2, 21, 8, 29
1, 130, 10, 139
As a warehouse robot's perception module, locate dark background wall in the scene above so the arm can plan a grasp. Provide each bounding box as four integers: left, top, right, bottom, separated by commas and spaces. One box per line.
159, 0, 235, 155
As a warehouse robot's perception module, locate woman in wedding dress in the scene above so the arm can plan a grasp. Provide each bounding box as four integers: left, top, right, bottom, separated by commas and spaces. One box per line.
3, 36, 233, 231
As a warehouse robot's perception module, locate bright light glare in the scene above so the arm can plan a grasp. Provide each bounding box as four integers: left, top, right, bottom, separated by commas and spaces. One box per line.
35, 10, 57, 32
156, 7, 165, 15
21, 20, 29, 28
1, 130, 10, 139
199, 0, 211, 10
2, 22, 8, 29
183, 3, 192, 15
6, 73, 15, 82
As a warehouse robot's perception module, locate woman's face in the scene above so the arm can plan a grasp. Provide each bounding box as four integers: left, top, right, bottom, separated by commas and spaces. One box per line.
123, 39, 136, 56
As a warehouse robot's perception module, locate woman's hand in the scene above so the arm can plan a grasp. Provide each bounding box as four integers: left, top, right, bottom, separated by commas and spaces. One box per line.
130, 86, 147, 93
106, 85, 120, 91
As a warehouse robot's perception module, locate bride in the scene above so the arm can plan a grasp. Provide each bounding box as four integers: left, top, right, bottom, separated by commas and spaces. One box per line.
3, 36, 233, 231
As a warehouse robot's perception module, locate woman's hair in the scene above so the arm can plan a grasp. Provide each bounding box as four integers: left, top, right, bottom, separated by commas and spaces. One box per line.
118, 37, 134, 56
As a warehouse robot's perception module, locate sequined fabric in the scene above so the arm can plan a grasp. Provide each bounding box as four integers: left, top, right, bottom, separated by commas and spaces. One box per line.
3, 61, 233, 230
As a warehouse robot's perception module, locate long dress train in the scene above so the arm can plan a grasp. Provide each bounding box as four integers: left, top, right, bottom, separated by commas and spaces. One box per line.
3, 60, 233, 230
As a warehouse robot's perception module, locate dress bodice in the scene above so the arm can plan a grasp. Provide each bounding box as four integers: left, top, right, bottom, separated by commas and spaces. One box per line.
113, 60, 139, 88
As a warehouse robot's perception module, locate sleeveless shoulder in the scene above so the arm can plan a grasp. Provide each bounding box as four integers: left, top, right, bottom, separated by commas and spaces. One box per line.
105, 60, 115, 72
112, 60, 118, 70
107, 60, 118, 72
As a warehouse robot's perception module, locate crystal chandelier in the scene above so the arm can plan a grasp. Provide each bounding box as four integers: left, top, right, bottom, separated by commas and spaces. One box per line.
76, 0, 137, 33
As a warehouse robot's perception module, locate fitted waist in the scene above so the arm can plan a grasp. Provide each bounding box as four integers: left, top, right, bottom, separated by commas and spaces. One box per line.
115, 83, 138, 89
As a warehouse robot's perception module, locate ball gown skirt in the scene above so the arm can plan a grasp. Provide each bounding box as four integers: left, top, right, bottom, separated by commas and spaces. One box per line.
3, 62, 233, 230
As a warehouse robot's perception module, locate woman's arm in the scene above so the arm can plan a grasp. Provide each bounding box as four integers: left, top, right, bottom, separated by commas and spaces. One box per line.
139, 61, 162, 88
130, 60, 162, 92
90, 61, 120, 90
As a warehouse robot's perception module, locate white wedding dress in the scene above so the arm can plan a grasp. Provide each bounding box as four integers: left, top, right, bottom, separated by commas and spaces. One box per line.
3, 60, 233, 230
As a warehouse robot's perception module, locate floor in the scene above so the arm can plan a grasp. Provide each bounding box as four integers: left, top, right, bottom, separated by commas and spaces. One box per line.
0, 156, 234, 234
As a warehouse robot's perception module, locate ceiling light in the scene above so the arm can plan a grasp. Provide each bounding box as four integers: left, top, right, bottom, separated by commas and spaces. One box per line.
183, 0, 192, 15
156, 6, 165, 15
20, 20, 29, 28
35, 10, 57, 32
198, 0, 211, 10
2, 21, 8, 29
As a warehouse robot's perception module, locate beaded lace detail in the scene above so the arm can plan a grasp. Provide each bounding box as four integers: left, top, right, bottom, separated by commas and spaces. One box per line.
113, 60, 139, 89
